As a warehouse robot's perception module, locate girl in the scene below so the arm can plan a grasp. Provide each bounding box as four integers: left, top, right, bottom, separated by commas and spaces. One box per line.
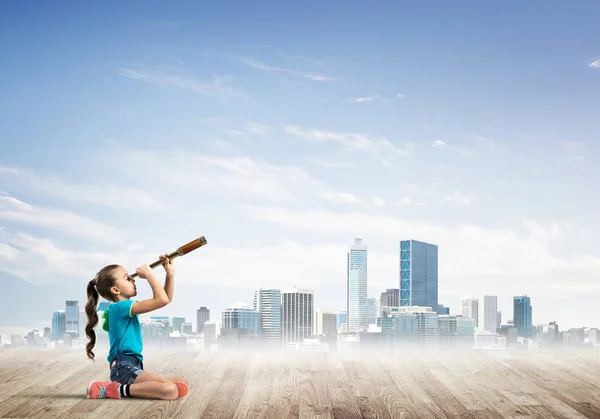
84, 254, 189, 400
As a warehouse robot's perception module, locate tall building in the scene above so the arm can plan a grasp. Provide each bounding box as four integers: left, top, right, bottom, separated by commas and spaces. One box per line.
366, 298, 378, 326
482, 294, 498, 334
347, 237, 368, 332
196, 307, 210, 334
52, 310, 65, 340
513, 295, 533, 338
380, 289, 399, 308
172, 317, 186, 333
282, 287, 314, 346
65, 301, 79, 337
221, 304, 260, 334
461, 296, 479, 328
399, 240, 438, 310
254, 288, 282, 349
314, 309, 338, 336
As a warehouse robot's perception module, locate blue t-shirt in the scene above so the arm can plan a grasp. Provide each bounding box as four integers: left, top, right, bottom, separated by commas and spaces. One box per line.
106, 300, 143, 362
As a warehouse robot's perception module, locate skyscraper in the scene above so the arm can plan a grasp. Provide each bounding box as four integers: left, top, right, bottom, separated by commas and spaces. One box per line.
399, 240, 438, 310
52, 310, 65, 341
196, 307, 210, 334
482, 294, 498, 334
380, 288, 399, 308
347, 237, 367, 332
282, 287, 313, 346
254, 288, 282, 349
65, 301, 79, 337
461, 296, 479, 328
514, 295, 533, 337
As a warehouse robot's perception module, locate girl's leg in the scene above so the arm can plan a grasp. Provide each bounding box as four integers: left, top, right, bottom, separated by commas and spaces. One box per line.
128, 371, 188, 400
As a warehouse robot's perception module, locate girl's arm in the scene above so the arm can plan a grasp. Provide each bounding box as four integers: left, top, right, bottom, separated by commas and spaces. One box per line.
164, 272, 174, 302
131, 265, 170, 315
160, 254, 175, 302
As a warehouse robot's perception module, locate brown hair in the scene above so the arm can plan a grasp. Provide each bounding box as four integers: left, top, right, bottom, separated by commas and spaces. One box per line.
85, 264, 120, 360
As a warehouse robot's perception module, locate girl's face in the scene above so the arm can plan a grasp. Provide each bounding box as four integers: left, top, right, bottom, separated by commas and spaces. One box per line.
111, 267, 137, 300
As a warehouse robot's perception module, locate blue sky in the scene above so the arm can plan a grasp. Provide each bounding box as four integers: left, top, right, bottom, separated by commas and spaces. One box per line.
1, 1, 600, 337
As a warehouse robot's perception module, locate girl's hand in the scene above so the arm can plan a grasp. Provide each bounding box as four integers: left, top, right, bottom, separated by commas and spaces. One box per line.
159, 253, 175, 275
136, 264, 153, 279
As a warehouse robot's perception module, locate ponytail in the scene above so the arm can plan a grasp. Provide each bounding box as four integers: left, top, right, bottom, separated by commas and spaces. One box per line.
85, 279, 99, 360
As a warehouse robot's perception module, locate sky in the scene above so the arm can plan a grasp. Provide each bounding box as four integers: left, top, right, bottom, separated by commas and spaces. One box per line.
1, 1, 600, 338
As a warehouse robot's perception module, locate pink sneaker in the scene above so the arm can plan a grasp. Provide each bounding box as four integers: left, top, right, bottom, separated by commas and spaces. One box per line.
86, 381, 121, 399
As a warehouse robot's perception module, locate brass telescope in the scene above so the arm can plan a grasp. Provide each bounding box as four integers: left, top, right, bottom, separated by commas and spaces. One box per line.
129, 236, 207, 279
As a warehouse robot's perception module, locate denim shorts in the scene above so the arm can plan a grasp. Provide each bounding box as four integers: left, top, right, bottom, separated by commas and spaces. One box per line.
110, 354, 145, 385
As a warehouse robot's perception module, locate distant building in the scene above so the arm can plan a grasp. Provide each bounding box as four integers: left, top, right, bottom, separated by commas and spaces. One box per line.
181, 323, 193, 335
436, 305, 450, 315
196, 307, 210, 334
482, 294, 498, 334
282, 287, 314, 346
399, 240, 438, 311
589, 328, 600, 346
314, 309, 337, 336
172, 317, 186, 334
461, 296, 479, 328
348, 237, 368, 332
513, 296, 533, 338
380, 289, 399, 308
565, 328, 585, 346
52, 310, 66, 341
65, 301, 79, 337
204, 321, 217, 343
337, 311, 347, 330
221, 304, 260, 335
366, 298, 378, 326
254, 288, 282, 349
456, 316, 475, 348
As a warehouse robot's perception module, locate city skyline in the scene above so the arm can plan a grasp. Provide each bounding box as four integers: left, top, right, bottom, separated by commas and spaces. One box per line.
2, 1, 600, 334
0, 235, 593, 338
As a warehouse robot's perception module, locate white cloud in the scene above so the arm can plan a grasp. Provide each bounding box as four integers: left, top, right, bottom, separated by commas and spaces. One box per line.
244, 122, 270, 136
0, 166, 165, 211
588, 59, 600, 68
397, 94, 405, 99
345, 95, 379, 103
285, 126, 414, 163
445, 190, 471, 206
101, 146, 360, 207
223, 122, 270, 137
0, 196, 123, 244
396, 197, 412, 206
240, 58, 336, 82
321, 192, 360, 204
278, 53, 324, 67
372, 197, 386, 207
309, 159, 353, 168
432, 140, 446, 148
0, 231, 121, 284
117, 67, 244, 100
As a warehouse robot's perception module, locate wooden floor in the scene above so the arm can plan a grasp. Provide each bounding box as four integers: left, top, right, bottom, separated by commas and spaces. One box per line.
1, 347, 600, 419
